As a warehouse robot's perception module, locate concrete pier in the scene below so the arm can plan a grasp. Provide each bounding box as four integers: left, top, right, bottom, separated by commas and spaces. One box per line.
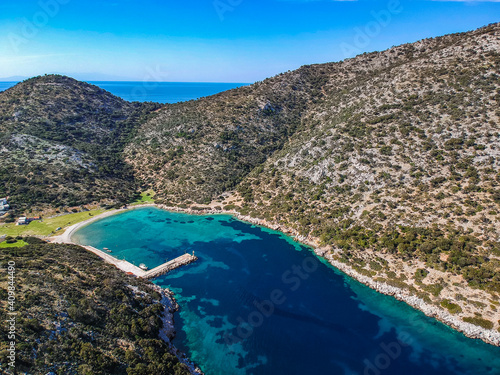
143, 253, 198, 279
81, 245, 197, 278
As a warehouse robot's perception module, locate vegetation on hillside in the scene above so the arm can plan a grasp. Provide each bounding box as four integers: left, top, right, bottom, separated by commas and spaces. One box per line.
0, 75, 161, 211
1, 24, 499, 335
0, 239, 190, 375
124, 65, 328, 203
125, 23, 500, 331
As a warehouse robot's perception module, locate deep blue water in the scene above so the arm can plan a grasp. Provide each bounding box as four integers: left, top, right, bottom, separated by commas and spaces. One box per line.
0, 81, 248, 103
72, 207, 500, 375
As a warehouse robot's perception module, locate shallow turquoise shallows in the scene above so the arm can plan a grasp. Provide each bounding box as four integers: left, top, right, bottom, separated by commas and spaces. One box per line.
72, 207, 500, 375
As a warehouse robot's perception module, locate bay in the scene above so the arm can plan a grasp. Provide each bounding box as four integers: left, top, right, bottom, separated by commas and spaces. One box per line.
72, 207, 500, 375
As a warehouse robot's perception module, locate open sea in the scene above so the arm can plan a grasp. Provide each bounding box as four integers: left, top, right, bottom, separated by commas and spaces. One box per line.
72, 207, 500, 375
0, 81, 248, 103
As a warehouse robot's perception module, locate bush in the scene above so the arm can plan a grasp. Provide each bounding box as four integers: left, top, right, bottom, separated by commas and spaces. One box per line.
440, 299, 462, 314
23, 237, 46, 245
463, 316, 494, 330
423, 283, 444, 297
414, 268, 429, 282
380, 146, 393, 155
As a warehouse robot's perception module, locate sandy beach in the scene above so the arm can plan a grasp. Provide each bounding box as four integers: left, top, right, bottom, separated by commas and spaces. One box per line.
51, 204, 156, 244
49, 204, 157, 277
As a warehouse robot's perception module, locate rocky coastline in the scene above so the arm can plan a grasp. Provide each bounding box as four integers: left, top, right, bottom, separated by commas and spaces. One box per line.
159, 204, 500, 347
153, 284, 204, 375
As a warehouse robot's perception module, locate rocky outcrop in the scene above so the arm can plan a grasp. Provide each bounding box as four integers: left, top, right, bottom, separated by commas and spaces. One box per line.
154, 285, 204, 375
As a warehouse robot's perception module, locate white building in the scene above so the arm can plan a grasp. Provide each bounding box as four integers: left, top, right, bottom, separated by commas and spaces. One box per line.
18, 217, 28, 225
0, 198, 9, 211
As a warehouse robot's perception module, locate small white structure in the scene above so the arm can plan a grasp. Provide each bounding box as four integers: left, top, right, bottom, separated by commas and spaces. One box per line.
17, 217, 28, 225
0, 198, 9, 211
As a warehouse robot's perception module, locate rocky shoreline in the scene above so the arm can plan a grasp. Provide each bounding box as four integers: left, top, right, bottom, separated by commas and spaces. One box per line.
318, 249, 500, 346
158, 204, 500, 347
153, 285, 204, 375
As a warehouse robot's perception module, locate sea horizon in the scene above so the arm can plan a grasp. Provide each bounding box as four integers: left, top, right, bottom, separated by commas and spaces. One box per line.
0, 80, 250, 104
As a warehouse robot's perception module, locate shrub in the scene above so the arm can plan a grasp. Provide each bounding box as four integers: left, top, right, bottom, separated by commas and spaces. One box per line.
380, 146, 393, 155
440, 299, 462, 314
369, 261, 383, 271
463, 317, 494, 330
423, 283, 444, 297
414, 268, 429, 282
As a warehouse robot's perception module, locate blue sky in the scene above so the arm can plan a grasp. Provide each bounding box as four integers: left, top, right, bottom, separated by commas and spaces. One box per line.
0, 0, 498, 82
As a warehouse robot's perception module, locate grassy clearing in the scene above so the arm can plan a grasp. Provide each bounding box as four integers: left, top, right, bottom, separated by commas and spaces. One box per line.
0, 209, 108, 237
130, 190, 155, 206
0, 240, 28, 248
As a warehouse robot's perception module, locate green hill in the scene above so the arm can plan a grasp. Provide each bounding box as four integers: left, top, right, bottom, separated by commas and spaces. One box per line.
0, 75, 160, 210
0, 239, 190, 374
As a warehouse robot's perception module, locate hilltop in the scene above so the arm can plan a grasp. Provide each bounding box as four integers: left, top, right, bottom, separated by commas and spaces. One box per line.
0, 75, 160, 211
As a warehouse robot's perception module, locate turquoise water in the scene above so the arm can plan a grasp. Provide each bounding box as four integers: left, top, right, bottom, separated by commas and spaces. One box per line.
87, 81, 249, 103
72, 207, 500, 375
0, 81, 248, 103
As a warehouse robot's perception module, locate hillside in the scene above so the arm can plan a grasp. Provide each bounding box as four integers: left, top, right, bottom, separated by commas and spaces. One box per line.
0, 75, 160, 211
124, 67, 327, 203
126, 23, 500, 334
0, 23, 499, 339
0, 238, 190, 375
